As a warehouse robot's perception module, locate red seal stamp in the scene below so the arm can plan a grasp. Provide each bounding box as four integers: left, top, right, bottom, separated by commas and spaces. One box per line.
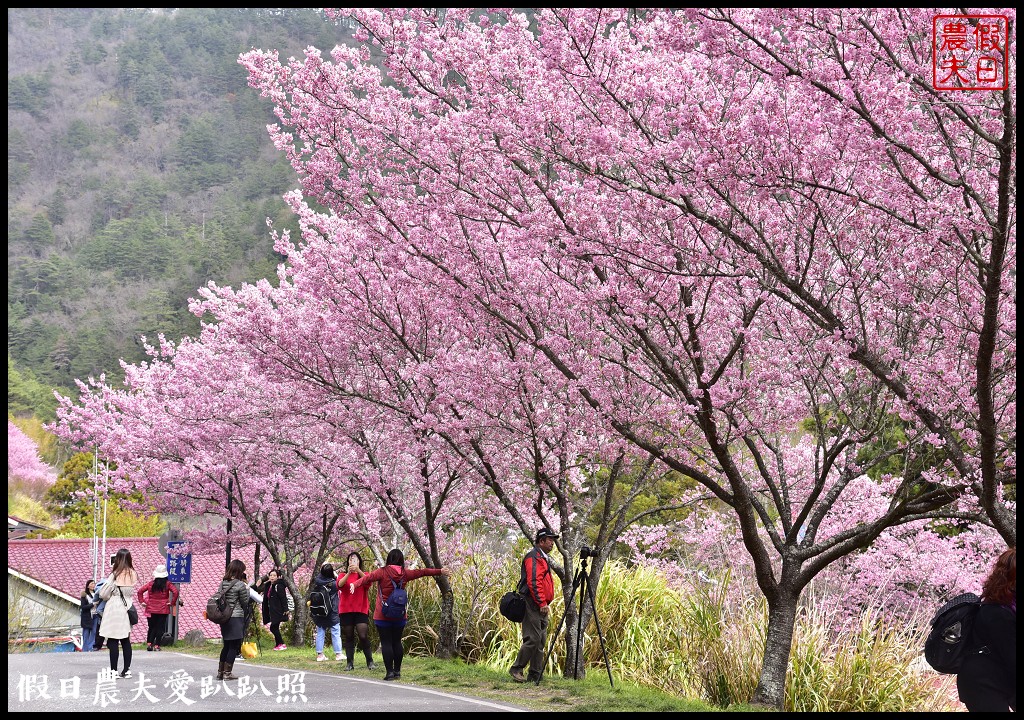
933, 15, 1009, 90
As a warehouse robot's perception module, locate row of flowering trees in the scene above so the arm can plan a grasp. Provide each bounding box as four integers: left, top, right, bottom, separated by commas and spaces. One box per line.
55, 8, 1014, 708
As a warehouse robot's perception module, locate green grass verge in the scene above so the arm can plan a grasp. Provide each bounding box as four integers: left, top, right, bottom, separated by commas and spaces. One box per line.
174, 641, 766, 712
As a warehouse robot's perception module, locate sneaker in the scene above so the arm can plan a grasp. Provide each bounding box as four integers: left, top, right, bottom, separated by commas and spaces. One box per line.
273, 644, 286, 651
509, 668, 527, 683
316, 654, 327, 663
336, 653, 344, 662
366, 660, 376, 670
154, 646, 162, 652
392, 673, 401, 681
118, 669, 133, 679
146, 644, 153, 652
383, 672, 396, 681
345, 662, 354, 671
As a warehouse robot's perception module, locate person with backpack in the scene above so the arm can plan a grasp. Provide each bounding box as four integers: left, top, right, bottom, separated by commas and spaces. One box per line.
349, 548, 451, 681
214, 559, 262, 681
957, 546, 1016, 712
309, 563, 343, 662
253, 567, 293, 651
509, 528, 559, 684
338, 551, 376, 671
137, 563, 179, 652
97, 548, 140, 679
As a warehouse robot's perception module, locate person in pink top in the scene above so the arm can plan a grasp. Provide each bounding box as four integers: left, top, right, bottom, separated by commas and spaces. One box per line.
349, 548, 451, 681
137, 563, 180, 652
338, 551, 376, 671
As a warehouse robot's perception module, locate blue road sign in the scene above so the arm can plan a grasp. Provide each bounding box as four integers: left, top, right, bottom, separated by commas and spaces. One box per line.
166, 540, 192, 583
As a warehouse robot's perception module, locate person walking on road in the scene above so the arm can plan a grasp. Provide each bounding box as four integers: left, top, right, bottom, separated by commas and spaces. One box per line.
338, 551, 376, 670
957, 546, 1016, 712
509, 528, 559, 684
350, 548, 451, 681
98, 548, 140, 678
137, 563, 179, 652
80, 579, 98, 652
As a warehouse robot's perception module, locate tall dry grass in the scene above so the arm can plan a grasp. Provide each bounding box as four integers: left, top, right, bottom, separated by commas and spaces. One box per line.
402, 557, 957, 711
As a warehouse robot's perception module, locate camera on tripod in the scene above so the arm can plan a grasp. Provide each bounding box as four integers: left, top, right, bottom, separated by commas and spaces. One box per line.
541, 542, 613, 686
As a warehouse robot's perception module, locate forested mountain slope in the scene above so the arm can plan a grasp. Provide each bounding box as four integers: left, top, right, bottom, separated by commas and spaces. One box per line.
8, 8, 350, 415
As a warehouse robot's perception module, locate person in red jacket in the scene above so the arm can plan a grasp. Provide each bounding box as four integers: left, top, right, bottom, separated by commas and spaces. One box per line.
338, 551, 376, 671
137, 563, 179, 652
509, 528, 559, 683
349, 548, 451, 681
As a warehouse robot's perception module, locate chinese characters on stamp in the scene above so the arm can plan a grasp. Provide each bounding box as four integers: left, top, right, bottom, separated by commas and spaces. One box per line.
933, 15, 1010, 90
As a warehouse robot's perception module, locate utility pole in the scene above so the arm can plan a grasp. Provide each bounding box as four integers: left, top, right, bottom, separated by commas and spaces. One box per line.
91, 450, 99, 582
225, 472, 233, 569
101, 460, 109, 576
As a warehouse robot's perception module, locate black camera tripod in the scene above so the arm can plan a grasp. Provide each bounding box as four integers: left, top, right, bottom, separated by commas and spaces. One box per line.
538, 551, 613, 686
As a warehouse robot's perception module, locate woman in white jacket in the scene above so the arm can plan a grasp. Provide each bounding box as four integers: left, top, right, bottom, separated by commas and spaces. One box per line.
98, 548, 140, 678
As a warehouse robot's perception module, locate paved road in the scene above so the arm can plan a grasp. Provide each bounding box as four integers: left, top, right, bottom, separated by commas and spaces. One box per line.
8, 651, 526, 712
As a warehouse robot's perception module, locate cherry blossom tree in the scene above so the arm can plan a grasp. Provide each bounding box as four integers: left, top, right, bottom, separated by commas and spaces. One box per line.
8, 420, 56, 494
53, 335, 381, 643
238, 8, 1013, 706
194, 236, 686, 667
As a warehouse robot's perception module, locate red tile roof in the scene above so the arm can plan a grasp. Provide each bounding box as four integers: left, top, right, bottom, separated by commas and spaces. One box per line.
7, 537, 265, 640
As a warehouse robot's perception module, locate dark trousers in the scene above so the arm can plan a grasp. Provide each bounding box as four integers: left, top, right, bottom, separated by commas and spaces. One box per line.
146, 613, 168, 645
342, 622, 374, 665
377, 624, 404, 674
220, 638, 242, 664
269, 621, 284, 646
511, 598, 549, 680
108, 637, 132, 672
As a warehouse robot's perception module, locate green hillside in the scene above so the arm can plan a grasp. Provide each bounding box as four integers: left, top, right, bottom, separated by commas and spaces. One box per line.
8, 8, 349, 416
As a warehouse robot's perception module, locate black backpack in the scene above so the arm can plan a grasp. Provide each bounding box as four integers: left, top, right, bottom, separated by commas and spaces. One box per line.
206, 581, 238, 625
308, 582, 331, 619
381, 573, 408, 619
924, 592, 981, 674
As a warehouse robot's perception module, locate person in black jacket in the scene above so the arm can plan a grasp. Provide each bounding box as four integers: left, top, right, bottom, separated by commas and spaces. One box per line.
254, 568, 292, 650
310, 563, 343, 662
957, 546, 1016, 712
80, 579, 98, 652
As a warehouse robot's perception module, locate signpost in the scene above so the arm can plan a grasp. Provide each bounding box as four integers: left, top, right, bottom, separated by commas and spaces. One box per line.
166, 540, 192, 583
160, 533, 191, 646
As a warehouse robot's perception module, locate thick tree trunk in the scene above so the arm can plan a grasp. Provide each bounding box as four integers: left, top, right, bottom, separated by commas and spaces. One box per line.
437, 587, 457, 659
285, 578, 307, 646
751, 587, 799, 709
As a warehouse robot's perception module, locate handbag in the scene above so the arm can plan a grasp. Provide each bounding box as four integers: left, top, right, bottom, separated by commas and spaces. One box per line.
117, 586, 140, 626
499, 590, 527, 623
